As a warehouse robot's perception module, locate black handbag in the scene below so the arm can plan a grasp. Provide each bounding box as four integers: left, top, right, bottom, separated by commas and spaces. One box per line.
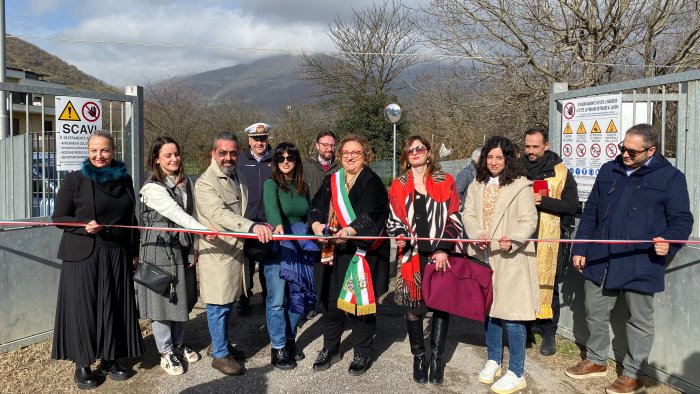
134, 235, 174, 295
134, 262, 172, 295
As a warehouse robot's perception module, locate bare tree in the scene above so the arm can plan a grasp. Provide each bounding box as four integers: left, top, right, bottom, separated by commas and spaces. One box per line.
144, 78, 264, 173
274, 103, 334, 157
301, 0, 420, 108
410, 0, 700, 150
419, 0, 700, 93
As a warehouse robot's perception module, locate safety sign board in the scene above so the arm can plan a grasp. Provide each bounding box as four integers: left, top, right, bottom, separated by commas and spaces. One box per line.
58, 101, 81, 121
563, 123, 572, 134
55, 96, 103, 171
561, 93, 622, 202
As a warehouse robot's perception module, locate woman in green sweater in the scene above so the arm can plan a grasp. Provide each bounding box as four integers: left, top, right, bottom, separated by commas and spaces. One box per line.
263, 142, 311, 370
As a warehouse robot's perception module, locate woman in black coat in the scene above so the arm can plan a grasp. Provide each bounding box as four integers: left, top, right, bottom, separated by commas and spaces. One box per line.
51, 129, 144, 390
308, 134, 390, 376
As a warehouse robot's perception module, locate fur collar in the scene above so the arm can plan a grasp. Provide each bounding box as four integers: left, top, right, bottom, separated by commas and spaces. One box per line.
81, 158, 129, 184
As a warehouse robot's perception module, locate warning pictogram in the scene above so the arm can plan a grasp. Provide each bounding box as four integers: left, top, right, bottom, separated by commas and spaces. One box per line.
563, 102, 576, 120
563, 144, 572, 157
606, 143, 618, 158
591, 120, 602, 133
58, 101, 81, 121
563, 123, 572, 134
606, 120, 618, 133
576, 144, 586, 157
82, 102, 100, 122
591, 143, 601, 157
576, 122, 586, 134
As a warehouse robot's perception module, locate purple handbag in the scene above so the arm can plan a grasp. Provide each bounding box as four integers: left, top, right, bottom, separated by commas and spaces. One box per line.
422, 254, 494, 322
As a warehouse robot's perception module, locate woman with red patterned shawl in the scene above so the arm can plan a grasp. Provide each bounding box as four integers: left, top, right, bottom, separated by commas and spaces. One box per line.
386, 135, 462, 385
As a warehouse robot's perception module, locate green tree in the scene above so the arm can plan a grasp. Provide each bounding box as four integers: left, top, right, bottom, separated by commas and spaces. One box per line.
334, 92, 408, 162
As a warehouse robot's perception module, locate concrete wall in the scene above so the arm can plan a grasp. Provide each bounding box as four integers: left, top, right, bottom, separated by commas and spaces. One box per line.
557, 240, 700, 392
0, 226, 62, 352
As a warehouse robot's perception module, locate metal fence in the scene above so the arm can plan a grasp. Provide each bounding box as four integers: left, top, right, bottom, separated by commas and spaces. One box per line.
548, 70, 700, 392
0, 82, 144, 353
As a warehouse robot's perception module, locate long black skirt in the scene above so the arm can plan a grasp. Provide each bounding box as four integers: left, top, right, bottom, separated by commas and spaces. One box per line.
52, 247, 144, 366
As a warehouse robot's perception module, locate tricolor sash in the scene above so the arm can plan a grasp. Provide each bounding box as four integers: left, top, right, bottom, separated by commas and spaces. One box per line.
330, 168, 377, 316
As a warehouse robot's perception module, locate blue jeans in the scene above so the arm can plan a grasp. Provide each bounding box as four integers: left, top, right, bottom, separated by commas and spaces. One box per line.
152, 320, 186, 354
263, 261, 301, 349
485, 317, 526, 377
206, 303, 233, 358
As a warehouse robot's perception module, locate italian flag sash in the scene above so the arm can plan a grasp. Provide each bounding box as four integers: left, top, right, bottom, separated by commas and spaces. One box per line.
331, 168, 377, 316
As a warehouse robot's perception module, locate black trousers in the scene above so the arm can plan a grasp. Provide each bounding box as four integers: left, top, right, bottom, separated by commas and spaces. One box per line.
321, 300, 376, 357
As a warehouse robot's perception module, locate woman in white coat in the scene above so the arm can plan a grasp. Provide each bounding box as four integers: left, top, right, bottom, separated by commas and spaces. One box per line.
462, 136, 539, 394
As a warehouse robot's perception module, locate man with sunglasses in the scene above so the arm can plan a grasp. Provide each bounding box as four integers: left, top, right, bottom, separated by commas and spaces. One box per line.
237, 122, 274, 315
566, 124, 693, 394
520, 126, 579, 357
303, 131, 341, 320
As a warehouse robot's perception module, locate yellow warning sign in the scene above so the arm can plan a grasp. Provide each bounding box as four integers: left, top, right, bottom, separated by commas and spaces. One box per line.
58, 101, 81, 121
606, 119, 618, 133
591, 120, 602, 133
576, 122, 586, 134
563, 123, 572, 134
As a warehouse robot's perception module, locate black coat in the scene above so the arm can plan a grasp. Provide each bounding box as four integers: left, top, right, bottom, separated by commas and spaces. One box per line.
309, 167, 390, 301
52, 170, 139, 262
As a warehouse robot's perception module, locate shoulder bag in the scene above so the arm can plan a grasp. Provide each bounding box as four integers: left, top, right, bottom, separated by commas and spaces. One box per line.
422, 246, 494, 322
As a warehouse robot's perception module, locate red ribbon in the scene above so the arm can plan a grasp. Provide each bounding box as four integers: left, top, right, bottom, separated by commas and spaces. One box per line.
0, 220, 697, 245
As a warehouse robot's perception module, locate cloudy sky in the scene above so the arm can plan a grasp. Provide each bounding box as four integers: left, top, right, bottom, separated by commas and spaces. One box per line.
6, 0, 405, 88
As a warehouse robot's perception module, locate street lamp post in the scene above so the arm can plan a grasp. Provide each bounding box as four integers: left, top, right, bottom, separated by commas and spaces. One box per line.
384, 103, 401, 179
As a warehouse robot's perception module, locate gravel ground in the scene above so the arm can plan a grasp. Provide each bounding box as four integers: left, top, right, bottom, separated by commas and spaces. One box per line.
0, 275, 680, 394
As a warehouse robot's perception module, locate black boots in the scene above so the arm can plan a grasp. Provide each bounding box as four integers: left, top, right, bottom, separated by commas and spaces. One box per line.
74, 366, 99, 390
406, 318, 427, 384
428, 315, 449, 385
271, 348, 296, 370
540, 333, 557, 356
286, 339, 305, 361
99, 360, 130, 381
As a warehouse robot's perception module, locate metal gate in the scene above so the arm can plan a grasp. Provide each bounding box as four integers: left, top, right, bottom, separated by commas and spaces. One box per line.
548, 70, 700, 392
0, 82, 144, 352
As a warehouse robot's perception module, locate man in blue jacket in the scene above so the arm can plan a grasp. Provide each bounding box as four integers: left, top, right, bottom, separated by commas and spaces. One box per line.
564, 124, 693, 394
237, 122, 274, 315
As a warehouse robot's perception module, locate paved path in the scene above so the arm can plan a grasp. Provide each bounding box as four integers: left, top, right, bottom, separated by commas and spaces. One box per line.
92, 292, 613, 394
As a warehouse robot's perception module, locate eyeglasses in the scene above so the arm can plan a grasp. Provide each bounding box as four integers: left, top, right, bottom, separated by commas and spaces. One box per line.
274, 154, 297, 163
250, 136, 268, 142
407, 145, 427, 155
618, 142, 651, 158
340, 150, 363, 159
216, 149, 238, 158
317, 142, 335, 150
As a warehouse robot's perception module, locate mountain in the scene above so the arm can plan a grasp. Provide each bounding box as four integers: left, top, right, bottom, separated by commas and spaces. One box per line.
5, 36, 116, 93
176, 54, 316, 109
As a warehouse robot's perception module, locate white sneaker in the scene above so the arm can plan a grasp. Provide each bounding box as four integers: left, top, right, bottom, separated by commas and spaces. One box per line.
491, 370, 527, 394
160, 351, 184, 376
179, 344, 201, 363
478, 360, 502, 384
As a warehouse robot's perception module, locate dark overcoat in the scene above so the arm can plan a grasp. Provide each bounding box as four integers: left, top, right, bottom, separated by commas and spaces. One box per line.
572, 154, 693, 293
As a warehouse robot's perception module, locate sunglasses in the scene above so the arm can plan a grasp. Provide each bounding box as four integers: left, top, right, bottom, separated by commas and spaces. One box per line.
274, 154, 297, 163
407, 145, 427, 155
618, 142, 651, 158
250, 136, 268, 142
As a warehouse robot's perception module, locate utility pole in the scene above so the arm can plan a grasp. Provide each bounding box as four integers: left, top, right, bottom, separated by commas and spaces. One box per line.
0, 0, 7, 140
